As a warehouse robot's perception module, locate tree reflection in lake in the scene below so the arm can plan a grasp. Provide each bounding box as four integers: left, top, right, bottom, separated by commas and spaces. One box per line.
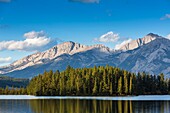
30, 99, 170, 113
0, 99, 170, 113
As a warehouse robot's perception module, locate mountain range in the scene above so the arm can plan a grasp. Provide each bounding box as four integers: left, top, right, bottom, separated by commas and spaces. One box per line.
0, 33, 170, 78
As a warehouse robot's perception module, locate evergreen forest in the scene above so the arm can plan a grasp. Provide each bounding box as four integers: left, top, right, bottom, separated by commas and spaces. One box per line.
0, 65, 170, 96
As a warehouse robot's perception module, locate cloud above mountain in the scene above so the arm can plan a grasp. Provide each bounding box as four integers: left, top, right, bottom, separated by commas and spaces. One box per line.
24, 31, 46, 39
69, 0, 99, 3
0, 57, 12, 64
0, 31, 57, 52
94, 31, 119, 43
160, 14, 170, 20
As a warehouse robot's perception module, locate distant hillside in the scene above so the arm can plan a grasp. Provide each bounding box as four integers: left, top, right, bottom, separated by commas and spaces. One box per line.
0, 75, 29, 88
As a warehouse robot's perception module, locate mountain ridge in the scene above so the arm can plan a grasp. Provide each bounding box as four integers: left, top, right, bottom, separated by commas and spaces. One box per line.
0, 41, 111, 75
1, 33, 170, 78
118, 37, 170, 76
117, 33, 163, 51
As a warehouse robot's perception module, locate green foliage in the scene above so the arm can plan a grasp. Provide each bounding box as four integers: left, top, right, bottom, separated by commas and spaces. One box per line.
25, 66, 170, 96
0, 66, 170, 96
0, 76, 29, 88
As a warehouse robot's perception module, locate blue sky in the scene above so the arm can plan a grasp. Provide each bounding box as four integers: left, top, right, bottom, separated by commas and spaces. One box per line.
0, 0, 170, 66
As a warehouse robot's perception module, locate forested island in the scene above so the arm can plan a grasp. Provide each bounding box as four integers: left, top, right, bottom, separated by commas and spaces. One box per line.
0, 65, 170, 96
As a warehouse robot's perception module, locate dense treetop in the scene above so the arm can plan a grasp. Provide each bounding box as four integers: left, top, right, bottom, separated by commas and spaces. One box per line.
0, 65, 170, 96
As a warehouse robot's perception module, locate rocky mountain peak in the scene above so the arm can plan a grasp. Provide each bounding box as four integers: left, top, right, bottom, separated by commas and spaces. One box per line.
53, 41, 87, 55
146, 33, 161, 37
53, 41, 111, 55
0, 41, 111, 74
118, 33, 161, 51
1, 33, 169, 78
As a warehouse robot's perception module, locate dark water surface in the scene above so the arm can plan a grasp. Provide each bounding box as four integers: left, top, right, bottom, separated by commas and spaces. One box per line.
0, 99, 169, 113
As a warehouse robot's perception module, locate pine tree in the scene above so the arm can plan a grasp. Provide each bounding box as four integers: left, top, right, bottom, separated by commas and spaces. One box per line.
1, 65, 168, 96
92, 78, 98, 95
129, 76, 133, 95
123, 71, 128, 94
109, 81, 113, 95
117, 76, 122, 95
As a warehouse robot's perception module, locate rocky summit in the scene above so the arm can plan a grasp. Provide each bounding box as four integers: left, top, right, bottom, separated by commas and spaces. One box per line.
0, 33, 170, 78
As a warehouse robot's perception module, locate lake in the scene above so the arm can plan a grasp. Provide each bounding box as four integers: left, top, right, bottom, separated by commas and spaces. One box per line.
0, 95, 170, 113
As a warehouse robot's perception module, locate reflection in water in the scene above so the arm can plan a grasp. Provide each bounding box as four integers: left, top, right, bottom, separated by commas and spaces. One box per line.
0, 99, 170, 113
0, 100, 31, 113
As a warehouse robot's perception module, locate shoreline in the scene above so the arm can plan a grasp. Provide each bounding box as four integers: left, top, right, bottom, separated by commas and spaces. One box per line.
0, 95, 170, 100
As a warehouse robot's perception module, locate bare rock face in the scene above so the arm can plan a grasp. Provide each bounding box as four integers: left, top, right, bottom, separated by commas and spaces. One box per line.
118, 37, 170, 77
0, 41, 111, 76
0, 33, 170, 78
118, 33, 162, 51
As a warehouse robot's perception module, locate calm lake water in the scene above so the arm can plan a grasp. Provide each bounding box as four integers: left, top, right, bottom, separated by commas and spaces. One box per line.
0, 98, 170, 113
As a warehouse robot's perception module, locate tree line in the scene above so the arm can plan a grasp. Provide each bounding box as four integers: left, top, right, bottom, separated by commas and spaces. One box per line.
0, 76, 29, 88
0, 65, 170, 96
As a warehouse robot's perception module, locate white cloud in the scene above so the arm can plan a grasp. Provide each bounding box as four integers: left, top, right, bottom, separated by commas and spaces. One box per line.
0, 57, 12, 63
166, 34, 170, 40
69, 0, 99, 3
160, 14, 170, 20
114, 38, 132, 50
0, 31, 56, 52
24, 31, 45, 39
94, 31, 119, 43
